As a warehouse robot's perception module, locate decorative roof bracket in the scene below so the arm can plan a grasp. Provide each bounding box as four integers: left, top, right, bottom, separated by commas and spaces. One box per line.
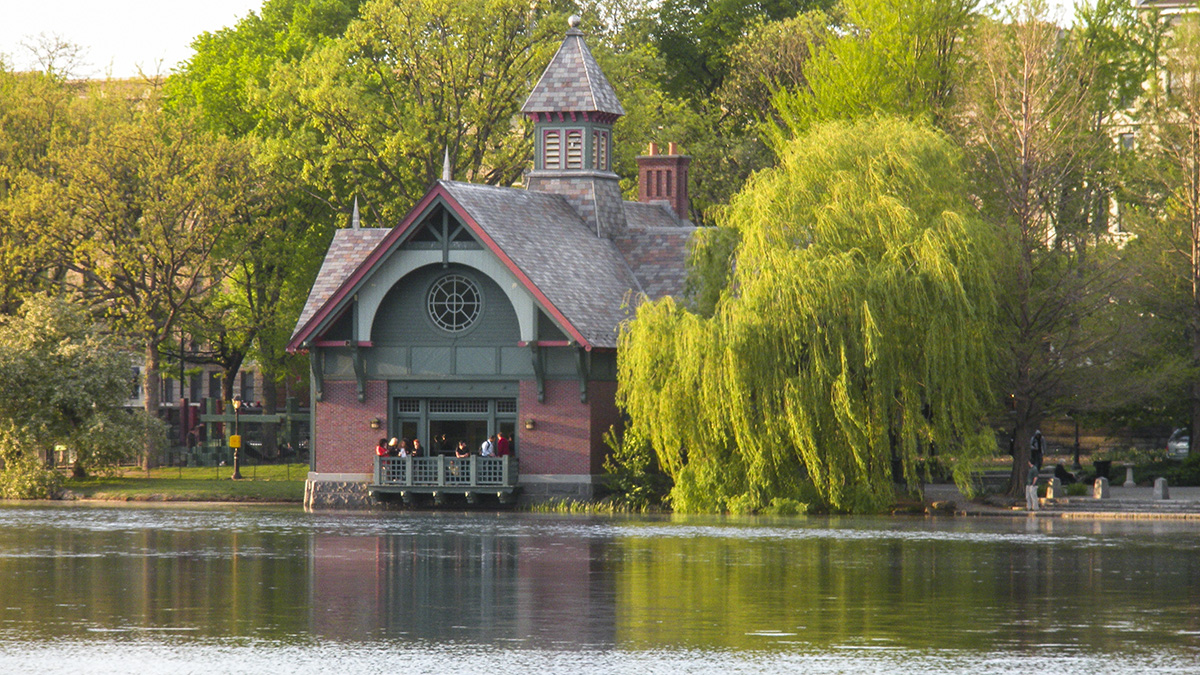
310, 349, 324, 403
576, 346, 590, 404
530, 343, 545, 404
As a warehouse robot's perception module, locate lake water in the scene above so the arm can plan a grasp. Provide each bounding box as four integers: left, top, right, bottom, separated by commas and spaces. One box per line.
0, 504, 1197, 674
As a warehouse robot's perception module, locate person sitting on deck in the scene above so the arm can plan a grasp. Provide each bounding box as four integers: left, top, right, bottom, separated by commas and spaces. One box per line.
411, 438, 423, 457
397, 439, 411, 458
386, 437, 400, 457
455, 441, 470, 458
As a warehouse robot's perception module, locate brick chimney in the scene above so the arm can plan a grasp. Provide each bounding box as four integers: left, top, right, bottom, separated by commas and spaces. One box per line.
636, 142, 690, 221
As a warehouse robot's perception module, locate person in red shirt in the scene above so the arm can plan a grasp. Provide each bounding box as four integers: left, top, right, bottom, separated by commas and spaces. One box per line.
496, 432, 512, 457
374, 438, 388, 457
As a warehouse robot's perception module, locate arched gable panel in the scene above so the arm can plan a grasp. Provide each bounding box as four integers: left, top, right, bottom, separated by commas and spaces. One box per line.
371, 264, 520, 347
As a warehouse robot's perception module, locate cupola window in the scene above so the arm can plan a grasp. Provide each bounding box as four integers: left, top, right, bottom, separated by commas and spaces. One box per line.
543, 130, 561, 170
566, 130, 583, 169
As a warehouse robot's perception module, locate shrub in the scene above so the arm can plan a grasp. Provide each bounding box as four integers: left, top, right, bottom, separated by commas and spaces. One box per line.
601, 425, 671, 511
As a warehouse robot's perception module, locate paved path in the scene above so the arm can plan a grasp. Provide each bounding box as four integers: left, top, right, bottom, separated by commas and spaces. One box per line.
922, 483, 1200, 519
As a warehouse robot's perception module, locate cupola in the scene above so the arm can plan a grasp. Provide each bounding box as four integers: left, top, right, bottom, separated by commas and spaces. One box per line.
521, 15, 627, 238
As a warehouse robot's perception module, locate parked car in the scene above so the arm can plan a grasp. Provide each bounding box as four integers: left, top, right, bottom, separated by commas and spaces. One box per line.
1168, 428, 1190, 460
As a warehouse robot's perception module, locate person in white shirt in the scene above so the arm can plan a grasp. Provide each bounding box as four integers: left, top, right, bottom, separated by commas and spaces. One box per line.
480, 434, 497, 457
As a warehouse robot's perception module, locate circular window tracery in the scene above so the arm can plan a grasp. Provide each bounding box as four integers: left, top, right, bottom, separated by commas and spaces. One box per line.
427, 274, 482, 333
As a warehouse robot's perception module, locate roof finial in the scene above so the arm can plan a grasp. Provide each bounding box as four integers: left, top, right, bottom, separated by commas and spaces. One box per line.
442, 147, 452, 181
568, 14, 581, 29
351, 196, 360, 229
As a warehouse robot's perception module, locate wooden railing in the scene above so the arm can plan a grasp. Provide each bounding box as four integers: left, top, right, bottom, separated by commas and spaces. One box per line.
373, 455, 518, 489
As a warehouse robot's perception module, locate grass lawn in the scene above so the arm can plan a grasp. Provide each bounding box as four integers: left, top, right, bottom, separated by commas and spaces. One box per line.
62, 463, 308, 502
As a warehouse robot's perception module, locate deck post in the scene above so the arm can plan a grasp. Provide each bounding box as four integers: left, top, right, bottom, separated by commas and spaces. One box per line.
374, 456, 382, 485
438, 455, 446, 486
469, 455, 478, 485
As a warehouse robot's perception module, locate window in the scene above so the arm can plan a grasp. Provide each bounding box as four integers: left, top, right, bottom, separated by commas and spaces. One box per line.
240, 371, 255, 403
427, 274, 482, 333
592, 130, 609, 171
544, 130, 561, 170
666, 169, 672, 196
566, 130, 583, 168
208, 372, 221, 399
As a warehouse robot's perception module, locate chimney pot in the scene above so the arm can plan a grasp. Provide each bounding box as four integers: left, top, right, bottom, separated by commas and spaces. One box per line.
647, 142, 658, 156
668, 142, 678, 155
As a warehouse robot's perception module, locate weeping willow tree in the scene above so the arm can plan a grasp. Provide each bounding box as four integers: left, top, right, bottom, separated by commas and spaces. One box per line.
617, 117, 998, 513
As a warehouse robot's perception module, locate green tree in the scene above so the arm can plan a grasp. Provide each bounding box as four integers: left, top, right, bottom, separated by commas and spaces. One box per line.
0, 295, 158, 496
1125, 14, 1200, 454
618, 117, 997, 513
0, 57, 91, 311
33, 94, 253, 466
771, 0, 975, 138
953, 0, 1131, 491
268, 0, 561, 224
167, 0, 360, 417
652, 0, 832, 99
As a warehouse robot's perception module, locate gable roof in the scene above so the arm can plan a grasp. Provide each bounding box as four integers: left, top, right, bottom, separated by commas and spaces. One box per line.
288, 181, 652, 351
614, 202, 695, 300
521, 27, 624, 117
440, 181, 640, 348
292, 227, 389, 337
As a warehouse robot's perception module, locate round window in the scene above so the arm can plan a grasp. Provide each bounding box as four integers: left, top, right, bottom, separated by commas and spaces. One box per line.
427, 274, 482, 333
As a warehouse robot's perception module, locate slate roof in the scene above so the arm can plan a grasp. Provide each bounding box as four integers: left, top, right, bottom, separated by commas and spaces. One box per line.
521, 28, 624, 117
615, 203, 696, 301
292, 228, 389, 340
440, 181, 640, 348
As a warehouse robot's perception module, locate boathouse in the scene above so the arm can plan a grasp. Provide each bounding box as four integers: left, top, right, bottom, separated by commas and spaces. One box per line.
287, 17, 695, 508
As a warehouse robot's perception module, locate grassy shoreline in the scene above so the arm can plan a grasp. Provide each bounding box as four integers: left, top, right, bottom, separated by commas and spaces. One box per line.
58, 464, 308, 503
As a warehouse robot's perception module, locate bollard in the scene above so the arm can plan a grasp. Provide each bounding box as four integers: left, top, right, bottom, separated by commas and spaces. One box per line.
1047, 476, 1062, 499
1154, 477, 1170, 500
1124, 464, 1136, 488
1093, 476, 1110, 499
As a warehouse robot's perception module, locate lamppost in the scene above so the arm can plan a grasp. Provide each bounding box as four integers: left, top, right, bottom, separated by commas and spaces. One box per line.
231, 395, 243, 480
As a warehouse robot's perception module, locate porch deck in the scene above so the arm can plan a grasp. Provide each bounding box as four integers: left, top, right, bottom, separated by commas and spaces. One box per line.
369, 456, 518, 500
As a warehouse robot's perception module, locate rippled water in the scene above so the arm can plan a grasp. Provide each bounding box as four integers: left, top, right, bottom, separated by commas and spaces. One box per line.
0, 503, 1197, 673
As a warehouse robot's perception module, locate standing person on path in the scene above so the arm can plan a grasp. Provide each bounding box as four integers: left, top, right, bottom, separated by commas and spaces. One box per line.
1029, 430, 1045, 484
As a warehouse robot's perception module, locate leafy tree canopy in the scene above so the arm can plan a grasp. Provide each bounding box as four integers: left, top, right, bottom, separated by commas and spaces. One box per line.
618, 117, 997, 513
0, 295, 162, 494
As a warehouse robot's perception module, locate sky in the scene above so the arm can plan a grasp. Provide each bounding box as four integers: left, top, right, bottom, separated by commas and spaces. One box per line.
0, 0, 265, 79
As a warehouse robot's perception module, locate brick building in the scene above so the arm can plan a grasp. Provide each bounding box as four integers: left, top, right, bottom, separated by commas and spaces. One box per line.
287, 17, 695, 508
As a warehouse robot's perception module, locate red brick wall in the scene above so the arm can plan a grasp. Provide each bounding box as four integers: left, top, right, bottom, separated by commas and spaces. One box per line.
519, 379, 593, 475
314, 380, 388, 474
589, 379, 621, 472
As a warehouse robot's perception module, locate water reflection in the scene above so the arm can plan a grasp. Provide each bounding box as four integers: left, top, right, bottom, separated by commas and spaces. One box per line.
0, 505, 1198, 672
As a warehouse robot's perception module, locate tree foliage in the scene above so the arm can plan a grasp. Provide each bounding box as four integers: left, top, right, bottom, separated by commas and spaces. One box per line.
618, 117, 997, 512
268, 0, 562, 225
1124, 14, 1200, 453
30, 92, 253, 462
0, 295, 161, 494
953, 0, 1131, 491
771, 0, 975, 138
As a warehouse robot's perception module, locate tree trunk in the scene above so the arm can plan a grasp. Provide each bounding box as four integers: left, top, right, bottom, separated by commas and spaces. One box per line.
142, 343, 161, 470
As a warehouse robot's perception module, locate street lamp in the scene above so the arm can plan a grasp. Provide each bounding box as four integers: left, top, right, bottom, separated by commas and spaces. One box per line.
231, 396, 243, 480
